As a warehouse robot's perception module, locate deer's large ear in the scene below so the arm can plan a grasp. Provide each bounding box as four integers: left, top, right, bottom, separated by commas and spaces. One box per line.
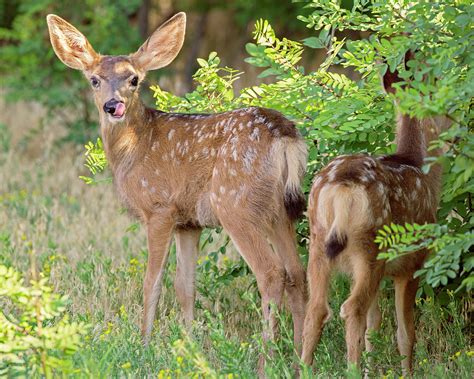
132, 12, 186, 71
382, 50, 415, 94
382, 69, 400, 95
46, 14, 99, 71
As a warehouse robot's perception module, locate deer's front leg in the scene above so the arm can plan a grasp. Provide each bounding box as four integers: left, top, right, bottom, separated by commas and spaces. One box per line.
142, 210, 175, 344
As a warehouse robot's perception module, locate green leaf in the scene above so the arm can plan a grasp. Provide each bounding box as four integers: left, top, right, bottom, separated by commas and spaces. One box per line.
302, 37, 323, 49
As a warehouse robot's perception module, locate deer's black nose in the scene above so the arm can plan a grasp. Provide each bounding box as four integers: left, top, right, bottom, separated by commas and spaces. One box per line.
103, 99, 120, 114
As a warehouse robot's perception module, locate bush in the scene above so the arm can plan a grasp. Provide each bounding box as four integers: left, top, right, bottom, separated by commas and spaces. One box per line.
0, 259, 88, 377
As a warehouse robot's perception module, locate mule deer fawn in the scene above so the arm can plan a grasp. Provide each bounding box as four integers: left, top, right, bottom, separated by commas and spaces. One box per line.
301, 62, 450, 373
46, 13, 308, 355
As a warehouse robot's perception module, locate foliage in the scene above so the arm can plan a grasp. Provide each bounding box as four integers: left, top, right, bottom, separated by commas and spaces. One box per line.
196, 231, 251, 306
152, 51, 243, 113
375, 223, 474, 291
79, 138, 110, 185
0, 262, 88, 377
298, 1, 473, 294
297, 0, 474, 294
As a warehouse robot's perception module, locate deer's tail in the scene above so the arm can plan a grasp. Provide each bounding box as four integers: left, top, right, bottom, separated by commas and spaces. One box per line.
317, 184, 370, 259
273, 137, 308, 221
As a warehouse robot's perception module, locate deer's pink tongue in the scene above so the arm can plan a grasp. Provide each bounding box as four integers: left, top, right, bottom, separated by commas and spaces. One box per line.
114, 102, 125, 117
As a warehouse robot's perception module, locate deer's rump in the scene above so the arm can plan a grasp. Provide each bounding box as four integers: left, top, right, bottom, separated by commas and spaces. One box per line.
309, 154, 438, 261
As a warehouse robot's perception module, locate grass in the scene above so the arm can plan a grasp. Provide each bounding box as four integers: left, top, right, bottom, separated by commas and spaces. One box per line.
0, 126, 472, 378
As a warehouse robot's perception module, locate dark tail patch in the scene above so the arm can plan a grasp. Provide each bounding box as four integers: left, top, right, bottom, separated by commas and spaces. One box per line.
325, 232, 347, 259
284, 190, 306, 221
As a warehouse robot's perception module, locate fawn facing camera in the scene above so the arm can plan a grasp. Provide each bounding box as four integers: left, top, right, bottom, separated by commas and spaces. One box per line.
46, 12, 308, 372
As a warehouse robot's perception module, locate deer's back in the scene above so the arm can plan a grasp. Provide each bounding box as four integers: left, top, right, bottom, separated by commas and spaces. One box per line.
313, 154, 438, 225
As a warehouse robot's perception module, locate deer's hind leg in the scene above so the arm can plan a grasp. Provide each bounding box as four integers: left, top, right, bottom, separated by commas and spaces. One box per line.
340, 248, 384, 368
365, 292, 382, 354
220, 217, 286, 343
394, 276, 419, 375
174, 227, 202, 328
301, 239, 333, 366
268, 218, 306, 353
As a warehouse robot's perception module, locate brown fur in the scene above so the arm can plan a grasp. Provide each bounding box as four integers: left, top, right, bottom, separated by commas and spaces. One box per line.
46, 13, 308, 366
301, 79, 449, 373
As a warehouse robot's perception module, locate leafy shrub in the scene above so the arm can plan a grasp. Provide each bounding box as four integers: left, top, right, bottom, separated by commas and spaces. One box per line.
376, 223, 474, 292
0, 262, 88, 377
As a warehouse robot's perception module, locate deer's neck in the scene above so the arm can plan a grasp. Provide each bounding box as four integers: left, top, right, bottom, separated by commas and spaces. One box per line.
395, 114, 426, 167
100, 99, 150, 175
395, 114, 443, 194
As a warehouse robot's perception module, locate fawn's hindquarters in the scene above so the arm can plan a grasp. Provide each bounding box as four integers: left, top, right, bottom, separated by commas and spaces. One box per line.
207, 136, 307, 376
302, 182, 381, 366
302, 182, 421, 374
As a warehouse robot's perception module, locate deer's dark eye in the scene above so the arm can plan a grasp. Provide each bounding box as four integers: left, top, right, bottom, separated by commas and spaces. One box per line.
130, 76, 139, 87
90, 77, 100, 88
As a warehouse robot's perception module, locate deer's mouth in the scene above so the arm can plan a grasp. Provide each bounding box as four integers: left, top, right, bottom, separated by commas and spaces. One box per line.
103, 99, 126, 121
112, 102, 126, 118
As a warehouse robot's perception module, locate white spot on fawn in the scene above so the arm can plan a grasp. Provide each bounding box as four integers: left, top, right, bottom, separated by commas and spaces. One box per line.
415, 177, 422, 189
234, 184, 245, 206
377, 182, 385, 196
249, 127, 260, 142
314, 176, 323, 187
141, 178, 148, 188
243, 146, 257, 173
168, 129, 175, 140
